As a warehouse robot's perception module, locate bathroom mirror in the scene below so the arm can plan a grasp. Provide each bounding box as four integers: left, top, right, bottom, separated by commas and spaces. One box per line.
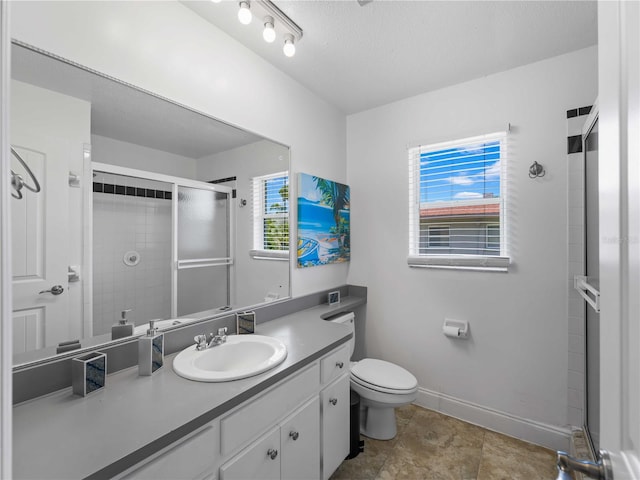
10, 41, 291, 365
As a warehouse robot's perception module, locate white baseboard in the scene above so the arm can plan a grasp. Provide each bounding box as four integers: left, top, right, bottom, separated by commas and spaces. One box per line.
413, 387, 571, 452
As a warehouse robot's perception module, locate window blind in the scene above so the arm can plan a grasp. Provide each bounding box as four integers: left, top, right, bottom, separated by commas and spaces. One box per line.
251, 172, 289, 254
408, 131, 509, 270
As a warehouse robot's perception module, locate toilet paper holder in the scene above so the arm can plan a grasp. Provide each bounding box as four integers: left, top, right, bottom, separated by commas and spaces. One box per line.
443, 318, 469, 339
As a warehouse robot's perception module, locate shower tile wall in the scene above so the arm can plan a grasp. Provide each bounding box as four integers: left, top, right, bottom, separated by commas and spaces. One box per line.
93, 173, 172, 335
566, 106, 591, 427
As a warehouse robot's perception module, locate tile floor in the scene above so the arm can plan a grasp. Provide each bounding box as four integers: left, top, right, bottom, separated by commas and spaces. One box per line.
330, 404, 558, 480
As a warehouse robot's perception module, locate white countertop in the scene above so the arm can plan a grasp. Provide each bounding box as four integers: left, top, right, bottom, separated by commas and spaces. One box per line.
13, 301, 359, 479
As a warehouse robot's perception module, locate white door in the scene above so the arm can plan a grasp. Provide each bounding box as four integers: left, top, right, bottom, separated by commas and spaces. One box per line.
11, 138, 70, 353
10, 79, 91, 355
595, 1, 640, 478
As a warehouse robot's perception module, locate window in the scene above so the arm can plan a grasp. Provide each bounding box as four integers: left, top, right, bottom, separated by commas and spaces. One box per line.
426, 225, 450, 248
251, 172, 289, 259
486, 224, 500, 250
408, 131, 509, 270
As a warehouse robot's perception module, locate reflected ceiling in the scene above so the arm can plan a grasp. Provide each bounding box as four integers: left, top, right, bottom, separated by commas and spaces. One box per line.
11, 43, 263, 158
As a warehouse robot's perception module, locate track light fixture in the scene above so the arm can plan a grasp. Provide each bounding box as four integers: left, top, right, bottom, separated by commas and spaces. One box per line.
213, 0, 302, 56
283, 33, 295, 57
237, 1, 252, 25
263, 16, 276, 43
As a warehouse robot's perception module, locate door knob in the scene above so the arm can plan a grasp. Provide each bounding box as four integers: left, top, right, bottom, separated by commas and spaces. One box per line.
267, 448, 278, 460
329, 398, 338, 406
39, 285, 64, 295
556, 450, 613, 480
289, 431, 299, 441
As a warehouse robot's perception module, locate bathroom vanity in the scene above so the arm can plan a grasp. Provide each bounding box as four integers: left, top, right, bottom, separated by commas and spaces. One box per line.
12, 299, 362, 480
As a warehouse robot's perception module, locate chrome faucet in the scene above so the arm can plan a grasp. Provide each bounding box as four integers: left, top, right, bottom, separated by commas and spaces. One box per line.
194, 327, 228, 351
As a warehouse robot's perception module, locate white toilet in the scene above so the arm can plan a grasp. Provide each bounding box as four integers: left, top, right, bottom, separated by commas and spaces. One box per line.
331, 312, 418, 440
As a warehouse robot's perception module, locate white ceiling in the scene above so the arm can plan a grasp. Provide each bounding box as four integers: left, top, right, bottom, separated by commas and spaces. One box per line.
183, 0, 598, 115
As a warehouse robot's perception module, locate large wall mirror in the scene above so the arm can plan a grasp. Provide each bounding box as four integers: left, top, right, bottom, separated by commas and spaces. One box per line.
10, 41, 291, 366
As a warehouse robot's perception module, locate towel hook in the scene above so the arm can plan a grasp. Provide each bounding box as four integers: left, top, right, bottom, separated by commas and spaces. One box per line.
529, 161, 545, 179
10, 147, 41, 199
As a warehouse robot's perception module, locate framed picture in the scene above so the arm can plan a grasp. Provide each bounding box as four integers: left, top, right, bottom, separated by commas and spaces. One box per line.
297, 173, 350, 268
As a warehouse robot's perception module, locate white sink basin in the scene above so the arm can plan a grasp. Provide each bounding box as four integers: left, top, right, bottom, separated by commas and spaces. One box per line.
173, 335, 287, 382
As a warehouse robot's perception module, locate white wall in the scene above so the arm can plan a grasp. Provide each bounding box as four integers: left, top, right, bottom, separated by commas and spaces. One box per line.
9, 0, 348, 298
92, 135, 198, 179
197, 140, 290, 307
346, 47, 597, 441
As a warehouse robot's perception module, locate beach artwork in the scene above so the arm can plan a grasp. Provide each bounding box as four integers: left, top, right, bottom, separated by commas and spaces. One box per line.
297, 173, 350, 268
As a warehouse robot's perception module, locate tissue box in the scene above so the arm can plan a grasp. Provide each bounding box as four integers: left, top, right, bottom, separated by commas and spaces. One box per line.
72, 352, 107, 396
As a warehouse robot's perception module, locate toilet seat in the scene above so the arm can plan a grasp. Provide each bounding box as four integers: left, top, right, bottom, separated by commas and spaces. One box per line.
351, 358, 418, 394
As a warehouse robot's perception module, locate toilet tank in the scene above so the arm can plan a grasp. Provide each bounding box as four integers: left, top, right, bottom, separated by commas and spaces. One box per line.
329, 312, 355, 358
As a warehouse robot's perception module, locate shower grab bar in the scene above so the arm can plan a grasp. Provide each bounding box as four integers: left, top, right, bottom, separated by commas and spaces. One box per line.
574, 275, 600, 313
177, 257, 233, 269
10, 147, 41, 200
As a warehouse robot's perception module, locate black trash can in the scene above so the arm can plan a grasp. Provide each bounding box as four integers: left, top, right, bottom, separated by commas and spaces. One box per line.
347, 389, 365, 459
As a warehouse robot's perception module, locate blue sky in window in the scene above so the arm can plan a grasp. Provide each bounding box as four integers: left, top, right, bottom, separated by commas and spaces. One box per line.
265, 176, 288, 213
419, 141, 501, 203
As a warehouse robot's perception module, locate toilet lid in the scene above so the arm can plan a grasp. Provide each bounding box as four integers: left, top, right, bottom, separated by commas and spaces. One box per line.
351, 358, 417, 392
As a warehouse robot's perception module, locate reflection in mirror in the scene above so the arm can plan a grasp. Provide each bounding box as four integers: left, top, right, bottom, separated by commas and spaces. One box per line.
10, 41, 290, 366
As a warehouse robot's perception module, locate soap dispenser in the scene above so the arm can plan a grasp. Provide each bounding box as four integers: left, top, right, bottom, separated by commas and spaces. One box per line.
138, 320, 164, 376
112, 309, 134, 340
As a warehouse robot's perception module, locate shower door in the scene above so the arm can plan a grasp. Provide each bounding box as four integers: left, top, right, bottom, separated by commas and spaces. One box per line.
583, 114, 600, 454
175, 184, 233, 317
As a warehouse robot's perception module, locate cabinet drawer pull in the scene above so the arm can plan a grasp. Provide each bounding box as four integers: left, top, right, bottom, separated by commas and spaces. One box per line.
289, 431, 299, 441
329, 398, 338, 406
267, 448, 278, 460
336, 361, 344, 369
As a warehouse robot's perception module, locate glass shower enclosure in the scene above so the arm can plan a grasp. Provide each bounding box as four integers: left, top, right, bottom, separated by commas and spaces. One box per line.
176, 185, 232, 316
583, 115, 600, 454
91, 163, 233, 332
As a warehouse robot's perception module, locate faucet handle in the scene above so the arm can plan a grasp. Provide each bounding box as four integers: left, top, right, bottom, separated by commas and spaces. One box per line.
194, 334, 207, 349
217, 327, 228, 336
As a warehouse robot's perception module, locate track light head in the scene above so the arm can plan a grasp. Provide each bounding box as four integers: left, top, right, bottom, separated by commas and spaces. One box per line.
283, 33, 295, 57
263, 16, 276, 43
238, 1, 252, 25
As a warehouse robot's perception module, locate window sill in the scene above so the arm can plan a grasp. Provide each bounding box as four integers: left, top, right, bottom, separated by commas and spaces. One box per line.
407, 255, 510, 272
249, 249, 289, 261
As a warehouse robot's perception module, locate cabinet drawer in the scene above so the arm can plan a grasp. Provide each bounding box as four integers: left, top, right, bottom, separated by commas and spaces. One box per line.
221, 363, 319, 455
120, 422, 219, 480
320, 345, 350, 385
220, 426, 280, 480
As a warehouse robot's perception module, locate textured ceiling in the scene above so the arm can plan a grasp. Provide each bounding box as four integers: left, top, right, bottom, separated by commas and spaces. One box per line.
183, 0, 598, 114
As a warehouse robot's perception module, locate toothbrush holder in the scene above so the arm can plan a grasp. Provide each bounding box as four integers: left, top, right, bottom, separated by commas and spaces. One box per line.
72, 351, 107, 397
236, 311, 256, 334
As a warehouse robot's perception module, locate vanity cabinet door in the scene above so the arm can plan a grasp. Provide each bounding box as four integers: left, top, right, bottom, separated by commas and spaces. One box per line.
119, 422, 219, 480
219, 426, 281, 480
320, 374, 350, 480
280, 397, 320, 480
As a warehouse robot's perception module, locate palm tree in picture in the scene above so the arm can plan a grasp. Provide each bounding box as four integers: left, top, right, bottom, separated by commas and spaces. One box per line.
312, 176, 350, 253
